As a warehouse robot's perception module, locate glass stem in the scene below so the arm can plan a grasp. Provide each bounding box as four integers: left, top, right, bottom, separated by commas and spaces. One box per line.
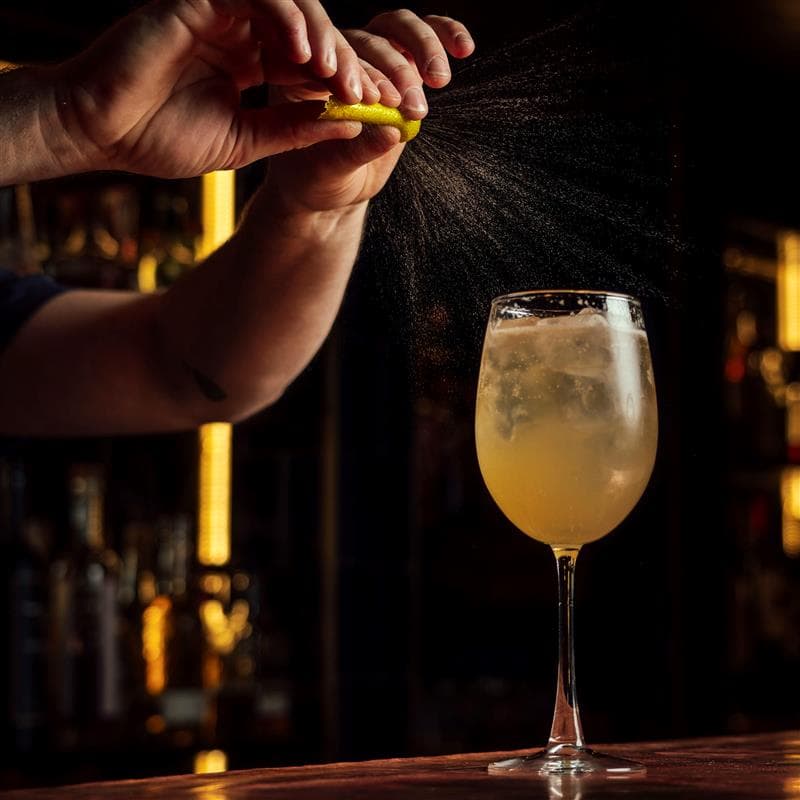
547, 547, 585, 750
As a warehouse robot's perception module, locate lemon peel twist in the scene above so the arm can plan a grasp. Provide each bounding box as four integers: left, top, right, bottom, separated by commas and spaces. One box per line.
318, 98, 421, 142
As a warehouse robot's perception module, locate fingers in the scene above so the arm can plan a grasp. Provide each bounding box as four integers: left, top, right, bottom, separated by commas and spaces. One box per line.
275, 3, 364, 102
299, 124, 402, 180
264, 58, 382, 105
211, 2, 474, 120
216, 0, 367, 102
360, 59, 400, 106
219, 0, 312, 64
326, 28, 365, 104
422, 15, 475, 60
265, 122, 403, 213
366, 10, 474, 87
324, 124, 401, 170
237, 101, 362, 162
343, 28, 428, 119
342, 10, 475, 120
208, 19, 266, 89
290, 0, 336, 74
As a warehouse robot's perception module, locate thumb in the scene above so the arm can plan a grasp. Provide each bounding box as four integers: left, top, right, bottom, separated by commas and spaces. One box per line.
235, 102, 363, 163
309, 124, 403, 174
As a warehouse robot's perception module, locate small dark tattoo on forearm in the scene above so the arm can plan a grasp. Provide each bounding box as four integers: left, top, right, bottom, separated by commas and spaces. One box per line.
183, 362, 228, 402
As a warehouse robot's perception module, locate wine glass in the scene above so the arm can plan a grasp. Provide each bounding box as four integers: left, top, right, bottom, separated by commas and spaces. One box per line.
475, 290, 658, 774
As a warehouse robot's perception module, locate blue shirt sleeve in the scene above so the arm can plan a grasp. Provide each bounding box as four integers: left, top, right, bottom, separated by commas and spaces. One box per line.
0, 268, 68, 354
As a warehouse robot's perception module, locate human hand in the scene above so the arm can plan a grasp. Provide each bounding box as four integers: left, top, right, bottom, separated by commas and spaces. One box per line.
52, 0, 383, 178
266, 9, 475, 214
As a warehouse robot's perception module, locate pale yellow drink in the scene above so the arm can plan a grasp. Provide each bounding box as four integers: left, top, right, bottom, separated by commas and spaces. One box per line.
475, 308, 657, 547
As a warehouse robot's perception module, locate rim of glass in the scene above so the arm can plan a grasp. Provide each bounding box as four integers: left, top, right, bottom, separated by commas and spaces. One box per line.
491, 289, 641, 306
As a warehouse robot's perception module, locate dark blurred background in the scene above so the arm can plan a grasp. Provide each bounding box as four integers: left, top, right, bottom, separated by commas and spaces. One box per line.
2, 0, 800, 789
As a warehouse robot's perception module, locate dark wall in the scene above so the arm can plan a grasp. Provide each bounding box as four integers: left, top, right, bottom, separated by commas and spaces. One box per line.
2, 0, 800, 778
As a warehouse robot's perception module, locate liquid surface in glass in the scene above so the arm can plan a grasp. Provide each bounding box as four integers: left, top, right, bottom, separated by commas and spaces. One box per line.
475, 307, 658, 547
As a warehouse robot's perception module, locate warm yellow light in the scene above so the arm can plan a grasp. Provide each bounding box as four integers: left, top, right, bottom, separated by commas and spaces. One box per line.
196, 171, 236, 569
202, 650, 223, 690
777, 231, 800, 351
200, 598, 250, 655
198, 423, 232, 566
137, 253, 158, 294
788, 384, 800, 452
193, 749, 228, 775
138, 570, 157, 606
781, 467, 800, 558
142, 596, 171, 695
784, 775, 800, 797
201, 572, 229, 598
198, 171, 235, 259
784, 519, 800, 559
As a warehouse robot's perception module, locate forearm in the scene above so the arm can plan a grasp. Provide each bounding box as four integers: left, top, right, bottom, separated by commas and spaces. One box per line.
0, 65, 91, 186
156, 186, 369, 422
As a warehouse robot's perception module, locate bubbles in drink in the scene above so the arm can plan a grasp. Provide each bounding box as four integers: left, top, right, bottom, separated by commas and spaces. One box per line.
536, 308, 611, 378
475, 308, 657, 546
481, 309, 620, 440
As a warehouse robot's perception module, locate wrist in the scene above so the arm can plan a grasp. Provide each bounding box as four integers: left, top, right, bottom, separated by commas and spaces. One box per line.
248, 189, 369, 244
48, 63, 108, 176
0, 65, 98, 185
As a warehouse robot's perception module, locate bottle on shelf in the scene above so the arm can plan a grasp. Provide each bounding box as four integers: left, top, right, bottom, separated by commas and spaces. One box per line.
1, 457, 50, 756
36, 180, 140, 290
137, 190, 196, 292
723, 232, 800, 732
143, 514, 208, 754
48, 464, 123, 752
117, 520, 156, 742
93, 184, 140, 290
199, 563, 266, 756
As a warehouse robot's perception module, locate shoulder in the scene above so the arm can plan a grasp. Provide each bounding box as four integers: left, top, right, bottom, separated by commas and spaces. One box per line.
0, 268, 68, 353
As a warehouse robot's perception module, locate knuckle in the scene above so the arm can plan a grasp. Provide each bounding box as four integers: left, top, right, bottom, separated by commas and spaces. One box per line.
367, 33, 393, 51
287, 119, 309, 150
359, 58, 386, 80
387, 61, 416, 81
372, 8, 416, 25
423, 14, 452, 24
282, 6, 305, 33
345, 28, 375, 47
418, 32, 441, 48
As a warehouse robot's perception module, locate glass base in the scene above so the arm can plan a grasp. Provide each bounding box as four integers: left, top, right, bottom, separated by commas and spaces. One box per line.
488, 744, 646, 775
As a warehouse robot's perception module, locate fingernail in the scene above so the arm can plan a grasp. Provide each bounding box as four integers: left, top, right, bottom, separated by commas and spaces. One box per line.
325, 48, 337, 73
349, 75, 363, 102
455, 32, 474, 50
300, 40, 312, 60
377, 80, 401, 101
377, 80, 401, 100
404, 86, 427, 114
426, 55, 450, 79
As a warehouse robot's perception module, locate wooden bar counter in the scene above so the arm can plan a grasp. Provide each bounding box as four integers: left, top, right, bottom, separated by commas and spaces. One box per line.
3, 731, 799, 799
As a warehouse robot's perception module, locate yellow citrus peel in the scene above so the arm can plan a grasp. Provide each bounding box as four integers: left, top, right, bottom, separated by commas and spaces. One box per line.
319, 98, 421, 142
